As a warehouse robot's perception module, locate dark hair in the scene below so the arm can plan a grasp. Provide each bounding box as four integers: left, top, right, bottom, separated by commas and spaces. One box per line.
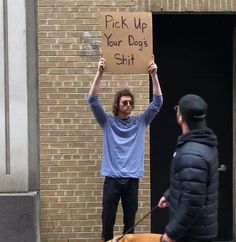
112, 89, 135, 116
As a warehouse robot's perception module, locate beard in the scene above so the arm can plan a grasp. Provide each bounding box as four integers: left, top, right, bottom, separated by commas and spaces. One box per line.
121, 108, 132, 114
118, 107, 132, 117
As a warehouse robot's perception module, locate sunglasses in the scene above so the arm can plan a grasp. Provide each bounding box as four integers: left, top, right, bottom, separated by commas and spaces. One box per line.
121, 100, 134, 106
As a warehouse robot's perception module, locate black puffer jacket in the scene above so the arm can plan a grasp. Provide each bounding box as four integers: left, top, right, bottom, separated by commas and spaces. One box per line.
164, 128, 219, 241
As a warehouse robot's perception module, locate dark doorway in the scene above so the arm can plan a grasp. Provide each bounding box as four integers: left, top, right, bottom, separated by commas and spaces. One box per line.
151, 14, 234, 241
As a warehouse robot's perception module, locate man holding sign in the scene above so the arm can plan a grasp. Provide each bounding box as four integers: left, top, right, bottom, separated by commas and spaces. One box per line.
88, 54, 163, 241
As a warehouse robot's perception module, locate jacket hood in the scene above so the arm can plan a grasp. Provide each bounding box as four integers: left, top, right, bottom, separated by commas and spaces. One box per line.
177, 127, 218, 148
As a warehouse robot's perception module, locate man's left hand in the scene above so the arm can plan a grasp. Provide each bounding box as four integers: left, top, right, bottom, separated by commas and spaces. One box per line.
148, 55, 158, 76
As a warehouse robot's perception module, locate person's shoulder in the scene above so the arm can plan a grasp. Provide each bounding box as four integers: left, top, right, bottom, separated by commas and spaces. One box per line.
177, 142, 204, 160
178, 142, 210, 167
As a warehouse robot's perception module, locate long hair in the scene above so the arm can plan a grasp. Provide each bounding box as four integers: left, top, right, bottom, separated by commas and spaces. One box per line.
112, 89, 135, 116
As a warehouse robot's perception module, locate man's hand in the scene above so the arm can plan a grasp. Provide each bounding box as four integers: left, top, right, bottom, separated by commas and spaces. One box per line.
148, 54, 162, 96
158, 196, 169, 208
161, 233, 175, 242
98, 53, 106, 75
148, 55, 158, 77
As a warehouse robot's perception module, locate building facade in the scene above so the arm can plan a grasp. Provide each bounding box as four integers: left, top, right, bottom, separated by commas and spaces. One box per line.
0, 0, 236, 241
38, 1, 236, 241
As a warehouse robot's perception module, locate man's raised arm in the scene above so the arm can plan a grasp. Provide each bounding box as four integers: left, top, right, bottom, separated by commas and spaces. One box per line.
148, 55, 162, 96
89, 54, 106, 96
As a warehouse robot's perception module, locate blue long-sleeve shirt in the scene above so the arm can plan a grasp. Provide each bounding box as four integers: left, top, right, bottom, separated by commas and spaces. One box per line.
88, 94, 163, 178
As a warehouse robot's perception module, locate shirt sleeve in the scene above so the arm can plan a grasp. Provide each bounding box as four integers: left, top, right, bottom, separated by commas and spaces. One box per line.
141, 95, 163, 126
88, 95, 107, 127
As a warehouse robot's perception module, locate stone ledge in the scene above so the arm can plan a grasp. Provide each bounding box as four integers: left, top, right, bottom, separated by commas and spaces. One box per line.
0, 191, 40, 242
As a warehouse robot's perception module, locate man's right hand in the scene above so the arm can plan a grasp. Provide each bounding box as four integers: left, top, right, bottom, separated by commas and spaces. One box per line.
98, 53, 106, 74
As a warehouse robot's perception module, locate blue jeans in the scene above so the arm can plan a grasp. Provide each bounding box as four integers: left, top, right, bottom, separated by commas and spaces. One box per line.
101, 177, 139, 241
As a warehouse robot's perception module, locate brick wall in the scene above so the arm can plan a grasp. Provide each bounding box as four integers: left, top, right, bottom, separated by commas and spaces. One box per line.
38, 0, 236, 241
38, 1, 150, 241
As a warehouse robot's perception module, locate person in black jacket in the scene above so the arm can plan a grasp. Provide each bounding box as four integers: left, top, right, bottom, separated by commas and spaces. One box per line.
158, 94, 219, 242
